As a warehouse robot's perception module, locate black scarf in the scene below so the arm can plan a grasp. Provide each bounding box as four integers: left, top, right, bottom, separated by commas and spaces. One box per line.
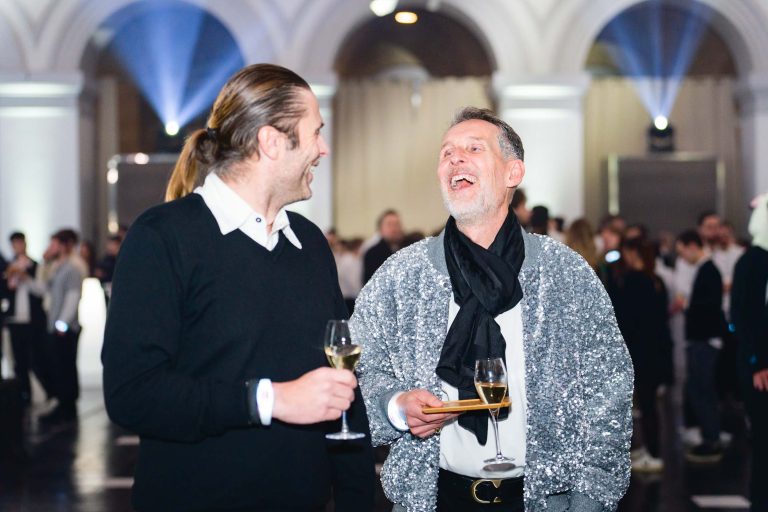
436, 208, 525, 444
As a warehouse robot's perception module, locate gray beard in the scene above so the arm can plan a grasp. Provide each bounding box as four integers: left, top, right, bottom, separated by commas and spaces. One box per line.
442, 197, 493, 226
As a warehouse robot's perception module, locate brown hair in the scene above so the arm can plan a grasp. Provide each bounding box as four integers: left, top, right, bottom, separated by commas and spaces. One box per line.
565, 218, 599, 269
165, 64, 311, 201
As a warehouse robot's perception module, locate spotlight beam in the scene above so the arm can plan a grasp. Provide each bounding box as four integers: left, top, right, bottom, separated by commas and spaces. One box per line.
600, 1, 712, 120
105, 2, 243, 135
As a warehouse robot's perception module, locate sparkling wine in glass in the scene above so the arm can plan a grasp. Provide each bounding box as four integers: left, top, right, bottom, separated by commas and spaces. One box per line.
324, 320, 365, 440
475, 357, 515, 471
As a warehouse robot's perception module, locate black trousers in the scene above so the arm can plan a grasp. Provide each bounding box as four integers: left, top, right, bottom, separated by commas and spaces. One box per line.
7, 323, 53, 402
634, 377, 660, 457
47, 330, 80, 409
740, 354, 768, 512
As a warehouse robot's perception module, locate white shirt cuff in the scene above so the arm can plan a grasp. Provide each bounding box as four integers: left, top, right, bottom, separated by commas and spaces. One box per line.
256, 378, 273, 426
387, 391, 409, 431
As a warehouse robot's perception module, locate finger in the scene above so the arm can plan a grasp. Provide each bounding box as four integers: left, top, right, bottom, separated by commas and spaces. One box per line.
411, 410, 454, 425
326, 396, 352, 413
328, 384, 355, 402
327, 368, 357, 387
411, 425, 437, 438
421, 394, 445, 408
323, 409, 343, 421
404, 412, 448, 429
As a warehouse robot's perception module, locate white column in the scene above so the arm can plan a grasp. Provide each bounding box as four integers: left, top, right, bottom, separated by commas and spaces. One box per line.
286, 78, 336, 232
493, 73, 591, 222
738, 72, 768, 204
0, 72, 83, 257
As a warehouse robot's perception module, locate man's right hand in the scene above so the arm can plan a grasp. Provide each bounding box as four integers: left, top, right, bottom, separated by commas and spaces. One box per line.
272, 367, 357, 424
397, 389, 459, 438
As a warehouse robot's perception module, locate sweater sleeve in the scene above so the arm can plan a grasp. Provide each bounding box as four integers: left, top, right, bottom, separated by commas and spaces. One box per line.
102, 222, 252, 443
352, 265, 410, 447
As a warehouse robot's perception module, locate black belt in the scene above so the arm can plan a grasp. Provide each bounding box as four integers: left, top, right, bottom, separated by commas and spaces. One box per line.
438, 469, 524, 506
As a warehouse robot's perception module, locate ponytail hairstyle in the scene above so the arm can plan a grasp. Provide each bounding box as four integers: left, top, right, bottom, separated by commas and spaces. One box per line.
165, 63, 311, 201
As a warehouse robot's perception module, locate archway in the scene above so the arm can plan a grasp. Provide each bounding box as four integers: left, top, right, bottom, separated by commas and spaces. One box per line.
578, 0, 752, 233
330, 7, 496, 238
77, 1, 245, 250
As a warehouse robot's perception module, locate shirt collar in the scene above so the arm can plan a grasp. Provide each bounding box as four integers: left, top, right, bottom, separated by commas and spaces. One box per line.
194, 173, 302, 250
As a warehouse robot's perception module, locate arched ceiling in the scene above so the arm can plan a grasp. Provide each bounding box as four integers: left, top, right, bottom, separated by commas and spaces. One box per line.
334, 8, 493, 79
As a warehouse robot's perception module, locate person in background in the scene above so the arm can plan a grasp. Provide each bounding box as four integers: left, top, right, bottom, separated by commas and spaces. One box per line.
362, 209, 404, 284
613, 237, 673, 473
597, 225, 623, 296
95, 235, 122, 285
675, 230, 727, 463
624, 223, 649, 242
595, 214, 627, 254
17, 229, 85, 424
3, 232, 49, 406
78, 240, 96, 277
528, 205, 549, 236
336, 238, 364, 315
548, 216, 565, 243
510, 188, 531, 229
730, 193, 768, 511
0, 250, 10, 373
565, 218, 599, 271
697, 211, 722, 254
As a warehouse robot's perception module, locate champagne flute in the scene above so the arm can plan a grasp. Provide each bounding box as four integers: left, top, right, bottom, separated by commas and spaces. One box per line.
324, 320, 365, 440
475, 357, 515, 471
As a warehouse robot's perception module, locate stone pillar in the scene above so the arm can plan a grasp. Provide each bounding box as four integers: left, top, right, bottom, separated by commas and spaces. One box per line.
493, 72, 591, 222
738, 72, 768, 208
287, 77, 336, 232
0, 72, 83, 257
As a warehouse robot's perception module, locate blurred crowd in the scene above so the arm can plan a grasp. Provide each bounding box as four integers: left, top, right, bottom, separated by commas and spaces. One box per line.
0, 228, 123, 428
327, 188, 767, 480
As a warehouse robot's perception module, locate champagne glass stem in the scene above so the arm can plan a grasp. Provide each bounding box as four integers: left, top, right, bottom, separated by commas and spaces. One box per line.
490, 410, 503, 459
340, 411, 350, 433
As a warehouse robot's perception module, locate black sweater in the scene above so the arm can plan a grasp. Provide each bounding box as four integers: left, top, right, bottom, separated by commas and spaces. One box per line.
685, 260, 727, 342
731, 246, 768, 372
102, 194, 375, 512
613, 271, 672, 384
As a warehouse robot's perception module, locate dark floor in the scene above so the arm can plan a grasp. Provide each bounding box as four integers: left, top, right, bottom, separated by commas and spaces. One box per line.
0, 386, 753, 512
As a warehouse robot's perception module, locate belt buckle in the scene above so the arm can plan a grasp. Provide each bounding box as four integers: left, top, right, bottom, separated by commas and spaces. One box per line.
470, 478, 503, 504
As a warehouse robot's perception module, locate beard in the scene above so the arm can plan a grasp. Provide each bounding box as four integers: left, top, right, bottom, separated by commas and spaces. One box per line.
441, 186, 495, 226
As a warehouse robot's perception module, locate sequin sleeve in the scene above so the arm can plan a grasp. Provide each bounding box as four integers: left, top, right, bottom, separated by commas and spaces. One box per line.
570, 253, 634, 509
351, 263, 408, 447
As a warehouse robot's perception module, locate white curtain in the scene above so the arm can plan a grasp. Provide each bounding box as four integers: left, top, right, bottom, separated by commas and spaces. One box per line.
584, 77, 742, 228
333, 77, 491, 238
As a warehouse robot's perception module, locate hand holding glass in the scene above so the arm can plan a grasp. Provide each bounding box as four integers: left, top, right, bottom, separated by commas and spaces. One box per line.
475, 357, 515, 471
324, 320, 365, 440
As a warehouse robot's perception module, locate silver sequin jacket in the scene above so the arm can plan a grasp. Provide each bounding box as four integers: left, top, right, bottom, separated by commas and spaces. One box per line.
352, 231, 633, 512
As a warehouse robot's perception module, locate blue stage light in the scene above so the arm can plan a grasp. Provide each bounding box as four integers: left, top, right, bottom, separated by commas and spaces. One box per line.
165, 121, 180, 136
654, 115, 668, 130
597, 0, 711, 120
103, 2, 244, 136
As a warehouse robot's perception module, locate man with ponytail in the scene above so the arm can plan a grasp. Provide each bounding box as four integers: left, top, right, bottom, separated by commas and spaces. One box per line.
102, 64, 375, 512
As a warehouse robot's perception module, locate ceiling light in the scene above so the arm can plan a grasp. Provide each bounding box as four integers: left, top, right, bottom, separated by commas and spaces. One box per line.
395, 11, 418, 24
370, 0, 398, 17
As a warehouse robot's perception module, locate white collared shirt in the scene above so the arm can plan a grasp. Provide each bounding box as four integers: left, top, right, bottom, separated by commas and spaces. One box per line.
438, 298, 527, 478
194, 173, 302, 251
387, 296, 527, 479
